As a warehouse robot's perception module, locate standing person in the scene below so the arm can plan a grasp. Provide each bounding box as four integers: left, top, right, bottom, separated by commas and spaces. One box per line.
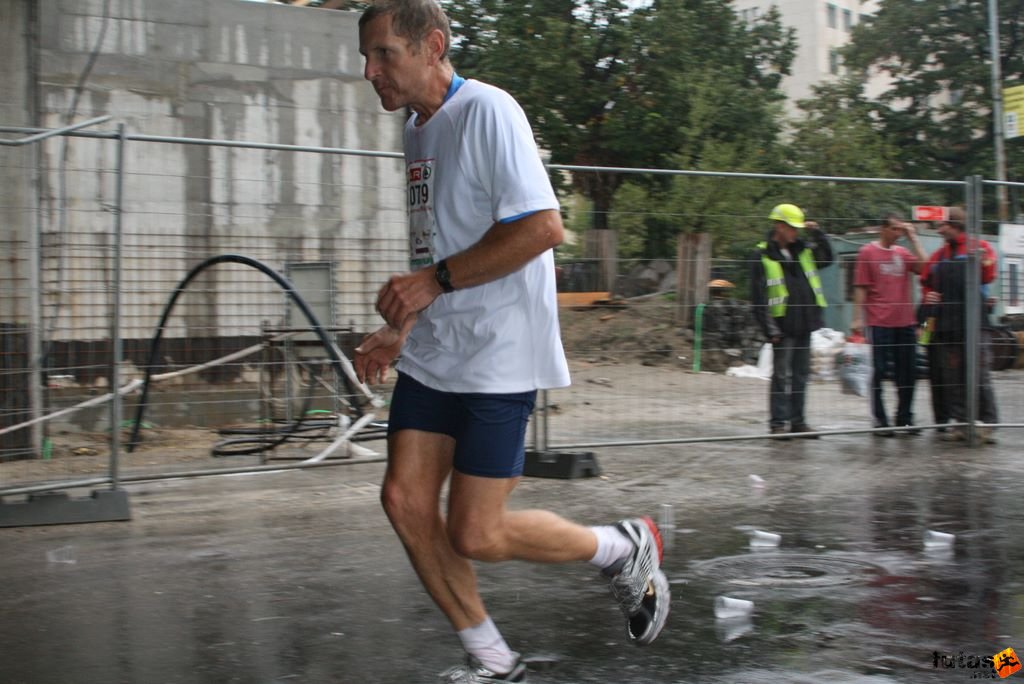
353, 3, 669, 681
751, 204, 834, 438
851, 214, 928, 436
921, 207, 999, 443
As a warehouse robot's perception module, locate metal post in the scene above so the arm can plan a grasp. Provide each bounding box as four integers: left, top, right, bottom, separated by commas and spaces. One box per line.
540, 389, 549, 452
110, 123, 126, 489
692, 302, 705, 373
964, 176, 982, 445
988, 0, 1009, 221
28, 135, 43, 458
530, 391, 539, 451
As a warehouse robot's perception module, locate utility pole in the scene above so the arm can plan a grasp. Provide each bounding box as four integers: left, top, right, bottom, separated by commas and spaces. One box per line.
988, 0, 1009, 222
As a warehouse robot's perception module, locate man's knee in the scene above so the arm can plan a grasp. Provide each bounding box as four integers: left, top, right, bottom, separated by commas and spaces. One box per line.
380, 477, 433, 528
448, 521, 506, 562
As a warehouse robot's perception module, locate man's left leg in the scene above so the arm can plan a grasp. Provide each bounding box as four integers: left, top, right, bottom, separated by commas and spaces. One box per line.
977, 329, 999, 443
447, 390, 670, 650
768, 338, 794, 433
788, 333, 817, 436
893, 325, 919, 432
867, 326, 893, 430
447, 473, 670, 647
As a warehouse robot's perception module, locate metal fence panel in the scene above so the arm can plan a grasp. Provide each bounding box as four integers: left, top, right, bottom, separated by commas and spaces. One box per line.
1, 128, 1022, 501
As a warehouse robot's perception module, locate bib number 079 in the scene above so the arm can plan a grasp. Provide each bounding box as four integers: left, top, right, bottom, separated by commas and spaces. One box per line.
410, 183, 429, 207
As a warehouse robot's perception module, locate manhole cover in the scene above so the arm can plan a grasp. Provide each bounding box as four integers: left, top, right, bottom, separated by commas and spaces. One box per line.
691, 554, 886, 588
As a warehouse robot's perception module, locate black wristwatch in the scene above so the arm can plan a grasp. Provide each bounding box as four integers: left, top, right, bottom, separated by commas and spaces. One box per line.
434, 259, 455, 293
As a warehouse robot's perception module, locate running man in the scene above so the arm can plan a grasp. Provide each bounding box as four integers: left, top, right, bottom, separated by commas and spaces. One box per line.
353, 2, 669, 681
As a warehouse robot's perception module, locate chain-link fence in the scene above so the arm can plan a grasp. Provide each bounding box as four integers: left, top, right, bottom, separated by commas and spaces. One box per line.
2, 123, 1022, 505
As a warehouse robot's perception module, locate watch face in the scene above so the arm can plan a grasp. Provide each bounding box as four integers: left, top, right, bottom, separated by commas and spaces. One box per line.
435, 261, 453, 292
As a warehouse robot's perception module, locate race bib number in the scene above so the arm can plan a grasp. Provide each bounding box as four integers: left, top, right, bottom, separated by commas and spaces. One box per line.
407, 159, 436, 268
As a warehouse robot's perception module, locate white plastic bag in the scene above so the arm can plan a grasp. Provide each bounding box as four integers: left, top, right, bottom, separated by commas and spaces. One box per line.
756, 342, 773, 377
837, 338, 872, 397
811, 328, 846, 380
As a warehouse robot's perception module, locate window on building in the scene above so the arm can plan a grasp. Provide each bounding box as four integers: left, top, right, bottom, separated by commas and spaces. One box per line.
843, 8, 853, 31
827, 3, 837, 28
829, 49, 841, 74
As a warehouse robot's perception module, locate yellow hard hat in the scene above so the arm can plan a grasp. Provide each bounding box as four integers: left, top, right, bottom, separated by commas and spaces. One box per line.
769, 203, 806, 228
708, 279, 735, 289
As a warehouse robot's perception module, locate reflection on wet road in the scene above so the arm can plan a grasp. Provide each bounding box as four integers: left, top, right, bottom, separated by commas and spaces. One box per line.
1, 431, 1021, 683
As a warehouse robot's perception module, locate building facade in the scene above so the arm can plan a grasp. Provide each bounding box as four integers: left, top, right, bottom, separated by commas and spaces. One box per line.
733, 0, 884, 120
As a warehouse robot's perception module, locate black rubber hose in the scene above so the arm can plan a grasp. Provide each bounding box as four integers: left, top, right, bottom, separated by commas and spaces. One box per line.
127, 254, 364, 452
210, 357, 325, 457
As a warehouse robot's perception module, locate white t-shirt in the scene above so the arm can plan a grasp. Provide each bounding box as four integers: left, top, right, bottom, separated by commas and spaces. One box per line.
395, 79, 571, 394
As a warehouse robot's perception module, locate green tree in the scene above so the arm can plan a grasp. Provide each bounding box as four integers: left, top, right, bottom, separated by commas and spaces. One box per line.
789, 78, 946, 232
443, 0, 797, 231
843, 0, 1024, 209
612, 74, 790, 262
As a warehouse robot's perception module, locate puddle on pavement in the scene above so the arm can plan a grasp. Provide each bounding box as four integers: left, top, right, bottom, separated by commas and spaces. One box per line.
690, 552, 887, 588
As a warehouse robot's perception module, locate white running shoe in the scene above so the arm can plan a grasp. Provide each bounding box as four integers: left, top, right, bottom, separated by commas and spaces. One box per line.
602, 516, 670, 645
438, 654, 528, 683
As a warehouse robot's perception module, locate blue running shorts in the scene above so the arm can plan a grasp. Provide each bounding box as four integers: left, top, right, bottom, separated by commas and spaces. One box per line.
387, 372, 537, 478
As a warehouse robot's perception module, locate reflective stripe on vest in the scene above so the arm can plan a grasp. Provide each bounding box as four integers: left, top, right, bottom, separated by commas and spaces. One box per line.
757, 242, 827, 318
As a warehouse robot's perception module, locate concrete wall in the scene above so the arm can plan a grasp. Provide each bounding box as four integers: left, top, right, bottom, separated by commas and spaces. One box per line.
0, 1, 35, 325
1, 0, 406, 344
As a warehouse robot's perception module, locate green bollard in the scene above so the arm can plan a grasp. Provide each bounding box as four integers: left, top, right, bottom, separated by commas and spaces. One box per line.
693, 303, 705, 373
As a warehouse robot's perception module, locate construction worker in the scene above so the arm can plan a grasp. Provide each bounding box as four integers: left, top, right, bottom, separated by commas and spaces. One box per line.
750, 204, 834, 439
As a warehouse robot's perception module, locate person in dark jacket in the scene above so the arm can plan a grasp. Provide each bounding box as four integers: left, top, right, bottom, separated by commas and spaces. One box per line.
921, 207, 999, 444
751, 204, 834, 438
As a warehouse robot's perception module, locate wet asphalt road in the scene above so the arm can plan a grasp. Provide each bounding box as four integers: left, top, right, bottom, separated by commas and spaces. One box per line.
1, 430, 1021, 683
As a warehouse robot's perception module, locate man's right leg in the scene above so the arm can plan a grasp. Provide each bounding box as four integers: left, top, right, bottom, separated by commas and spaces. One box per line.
383, 431, 530, 682
381, 429, 488, 632
787, 333, 813, 431
938, 338, 967, 441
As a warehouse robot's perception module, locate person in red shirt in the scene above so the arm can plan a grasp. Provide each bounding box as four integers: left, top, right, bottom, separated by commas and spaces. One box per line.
920, 207, 999, 443
852, 214, 928, 436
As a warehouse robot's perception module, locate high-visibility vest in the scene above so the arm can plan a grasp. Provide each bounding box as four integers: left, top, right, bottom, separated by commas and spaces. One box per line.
757, 242, 827, 318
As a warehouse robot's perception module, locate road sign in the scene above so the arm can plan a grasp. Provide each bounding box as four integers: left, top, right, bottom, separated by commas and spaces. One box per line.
912, 205, 949, 221
1004, 84, 1024, 140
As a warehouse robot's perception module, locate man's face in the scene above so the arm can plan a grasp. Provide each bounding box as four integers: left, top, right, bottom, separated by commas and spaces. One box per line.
937, 221, 960, 242
359, 14, 428, 112
773, 222, 798, 246
881, 221, 904, 243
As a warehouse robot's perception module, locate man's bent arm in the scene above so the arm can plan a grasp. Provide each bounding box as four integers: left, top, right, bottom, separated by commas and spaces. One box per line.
851, 285, 867, 335
445, 209, 564, 290
375, 209, 564, 329
903, 224, 927, 274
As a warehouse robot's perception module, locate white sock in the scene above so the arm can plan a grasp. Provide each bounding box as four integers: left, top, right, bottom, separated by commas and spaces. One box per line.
588, 525, 633, 570
457, 617, 517, 674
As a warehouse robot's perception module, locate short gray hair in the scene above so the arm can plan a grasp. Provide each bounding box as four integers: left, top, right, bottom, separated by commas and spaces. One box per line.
359, 0, 451, 60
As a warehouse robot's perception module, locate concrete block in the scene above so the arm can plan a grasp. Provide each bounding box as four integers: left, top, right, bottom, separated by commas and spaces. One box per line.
0, 489, 131, 527
524, 451, 602, 479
